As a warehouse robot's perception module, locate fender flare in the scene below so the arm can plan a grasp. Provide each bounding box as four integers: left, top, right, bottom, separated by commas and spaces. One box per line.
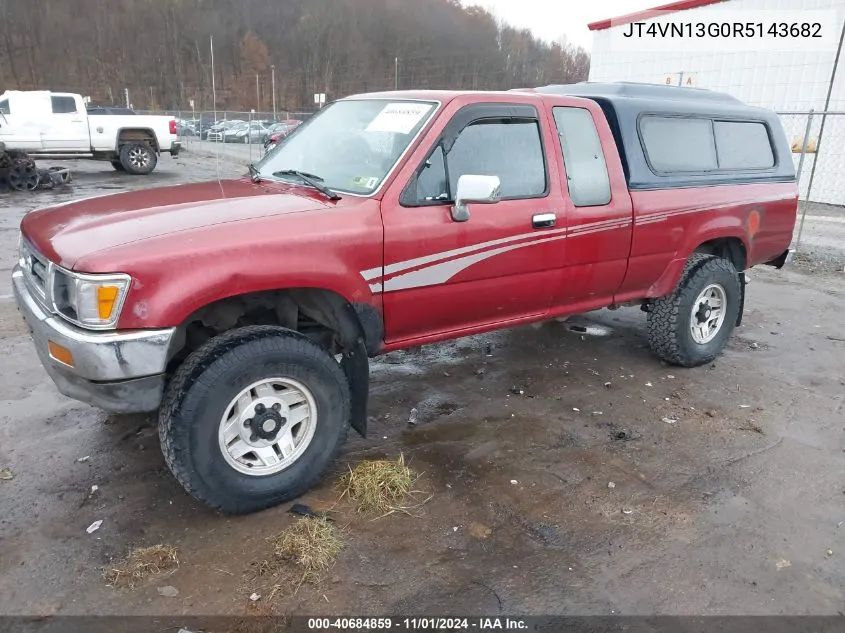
287, 291, 383, 438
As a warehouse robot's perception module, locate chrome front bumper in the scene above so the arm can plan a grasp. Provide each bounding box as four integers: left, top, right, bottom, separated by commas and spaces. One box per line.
12, 265, 176, 413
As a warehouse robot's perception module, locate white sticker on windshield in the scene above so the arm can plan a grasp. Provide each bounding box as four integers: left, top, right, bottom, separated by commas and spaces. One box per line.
366, 103, 432, 134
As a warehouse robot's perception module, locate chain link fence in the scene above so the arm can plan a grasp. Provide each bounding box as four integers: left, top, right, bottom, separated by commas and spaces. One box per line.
132, 109, 317, 164
135, 109, 315, 140
777, 110, 845, 273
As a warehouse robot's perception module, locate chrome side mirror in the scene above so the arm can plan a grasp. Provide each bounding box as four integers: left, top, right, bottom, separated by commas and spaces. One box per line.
451, 174, 501, 222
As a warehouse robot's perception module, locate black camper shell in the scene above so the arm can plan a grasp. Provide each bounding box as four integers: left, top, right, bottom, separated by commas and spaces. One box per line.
532, 82, 796, 191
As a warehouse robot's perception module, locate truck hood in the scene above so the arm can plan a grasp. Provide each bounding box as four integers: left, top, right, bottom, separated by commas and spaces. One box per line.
21, 178, 334, 269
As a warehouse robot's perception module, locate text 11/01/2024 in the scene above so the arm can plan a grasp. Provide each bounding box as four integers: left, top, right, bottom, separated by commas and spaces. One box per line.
306, 617, 527, 630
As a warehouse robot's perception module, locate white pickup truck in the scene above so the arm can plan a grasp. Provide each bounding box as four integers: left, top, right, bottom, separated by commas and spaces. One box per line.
0, 91, 181, 175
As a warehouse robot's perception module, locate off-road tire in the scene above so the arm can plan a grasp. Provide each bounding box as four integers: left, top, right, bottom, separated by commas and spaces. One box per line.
119, 142, 157, 175
647, 254, 742, 367
110, 160, 126, 172
159, 325, 351, 515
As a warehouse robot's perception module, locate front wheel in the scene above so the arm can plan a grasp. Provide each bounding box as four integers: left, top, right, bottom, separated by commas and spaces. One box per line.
647, 254, 741, 367
159, 326, 351, 515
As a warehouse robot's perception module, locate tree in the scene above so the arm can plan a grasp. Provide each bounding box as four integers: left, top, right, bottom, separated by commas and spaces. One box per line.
238, 31, 270, 110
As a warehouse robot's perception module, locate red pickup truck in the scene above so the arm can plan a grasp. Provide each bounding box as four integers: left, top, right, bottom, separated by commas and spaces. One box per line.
13, 83, 798, 514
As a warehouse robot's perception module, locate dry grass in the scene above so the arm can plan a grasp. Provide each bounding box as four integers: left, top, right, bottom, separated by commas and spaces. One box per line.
102, 545, 179, 588
338, 454, 425, 516
270, 517, 343, 586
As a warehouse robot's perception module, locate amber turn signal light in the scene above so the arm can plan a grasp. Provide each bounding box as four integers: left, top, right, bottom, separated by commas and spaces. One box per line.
97, 286, 120, 320
48, 341, 75, 367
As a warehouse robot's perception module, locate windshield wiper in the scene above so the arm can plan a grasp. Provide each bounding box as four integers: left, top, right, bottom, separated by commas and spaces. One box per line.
272, 169, 341, 201
247, 162, 261, 183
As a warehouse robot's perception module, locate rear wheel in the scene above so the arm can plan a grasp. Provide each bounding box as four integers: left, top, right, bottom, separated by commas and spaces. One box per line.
159, 326, 351, 515
647, 254, 741, 367
119, 142, 157, 175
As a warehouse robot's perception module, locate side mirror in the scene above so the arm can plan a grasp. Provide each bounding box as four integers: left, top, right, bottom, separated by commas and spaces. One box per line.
451, 174, 501, 222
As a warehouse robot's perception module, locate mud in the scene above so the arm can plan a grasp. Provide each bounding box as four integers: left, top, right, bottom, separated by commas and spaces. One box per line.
0, 152, 843, 617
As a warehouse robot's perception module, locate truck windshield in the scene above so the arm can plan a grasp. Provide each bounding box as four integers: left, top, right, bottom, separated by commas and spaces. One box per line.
255, 99, 437, 196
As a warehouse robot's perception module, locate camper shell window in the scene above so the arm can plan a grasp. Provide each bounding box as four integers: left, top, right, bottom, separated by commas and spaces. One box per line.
533, 82, 794, 191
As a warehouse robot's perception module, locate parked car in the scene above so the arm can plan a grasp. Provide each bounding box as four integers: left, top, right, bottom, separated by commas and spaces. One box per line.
0, 90, 180, 174
223, 121, 267, 144
197, 120, 218, 139
175, 120, 197, 136
262, 120, 302, 150
12, 83, 797, 515
86, 105, 137, 115
206, 120, 244, 142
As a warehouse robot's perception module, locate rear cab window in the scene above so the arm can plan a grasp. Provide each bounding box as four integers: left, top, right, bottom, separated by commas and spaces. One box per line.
639, 115, 775, 174
51, 96, 78, 114
552, 107, 612, 207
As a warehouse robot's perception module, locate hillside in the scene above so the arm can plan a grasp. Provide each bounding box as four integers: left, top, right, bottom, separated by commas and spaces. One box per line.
0, 0, 589, 111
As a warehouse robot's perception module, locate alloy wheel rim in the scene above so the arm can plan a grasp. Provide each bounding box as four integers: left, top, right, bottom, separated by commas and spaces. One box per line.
690, 283, 727, 344
217, 377, 317, 476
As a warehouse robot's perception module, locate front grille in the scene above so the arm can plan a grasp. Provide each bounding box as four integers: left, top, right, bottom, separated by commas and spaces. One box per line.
20, 239, 49, 301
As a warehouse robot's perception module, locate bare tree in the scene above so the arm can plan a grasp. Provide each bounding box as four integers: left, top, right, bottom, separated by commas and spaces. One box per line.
0, 0, 590, 111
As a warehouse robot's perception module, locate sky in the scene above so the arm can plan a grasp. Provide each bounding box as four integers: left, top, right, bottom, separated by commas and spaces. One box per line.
462, 0, 660, 51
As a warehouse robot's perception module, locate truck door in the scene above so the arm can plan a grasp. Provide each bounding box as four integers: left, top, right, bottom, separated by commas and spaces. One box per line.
378, 102, 569, 344
42, 94, 89, 151
0, 93, 45, 151
548, 104, 633, 309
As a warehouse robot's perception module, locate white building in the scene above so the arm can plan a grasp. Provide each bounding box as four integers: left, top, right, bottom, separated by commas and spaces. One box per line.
588, 0, 845, 205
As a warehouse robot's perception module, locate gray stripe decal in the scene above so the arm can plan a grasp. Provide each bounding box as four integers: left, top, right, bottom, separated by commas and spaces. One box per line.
365, 216, 635, 294
384, 233, 570, 292
634, 194, 790, 226
362, 216, 633, 282
360, 226, 569, 281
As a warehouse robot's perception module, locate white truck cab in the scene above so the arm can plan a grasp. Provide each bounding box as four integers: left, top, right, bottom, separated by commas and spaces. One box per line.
0, 91, 181, 174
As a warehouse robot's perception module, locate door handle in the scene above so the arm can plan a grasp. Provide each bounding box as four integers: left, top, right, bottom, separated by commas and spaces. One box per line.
532, 213, 556, 229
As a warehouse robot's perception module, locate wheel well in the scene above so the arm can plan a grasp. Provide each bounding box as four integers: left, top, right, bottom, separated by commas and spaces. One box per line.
117, 128, 158, 152
165, 288, 381, 373
694, 237, 747, 271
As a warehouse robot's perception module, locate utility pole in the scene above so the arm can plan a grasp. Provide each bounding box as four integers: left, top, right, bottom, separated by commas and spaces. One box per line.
124, 88, 130, 108
394, 57, 399, 90
256, 73, 260, 111
210, 35, 217, 122
271, 65, 276, 119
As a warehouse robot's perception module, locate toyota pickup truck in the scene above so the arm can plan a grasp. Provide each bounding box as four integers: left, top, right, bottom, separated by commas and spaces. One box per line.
0, 90, 180, 174
12, 83, 798, 515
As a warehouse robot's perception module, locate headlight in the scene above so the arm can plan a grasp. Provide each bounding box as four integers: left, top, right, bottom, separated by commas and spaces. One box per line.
51, 268, 131, 329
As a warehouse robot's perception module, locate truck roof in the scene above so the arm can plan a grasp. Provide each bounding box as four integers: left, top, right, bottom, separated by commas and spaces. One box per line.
342, 89, 543, 103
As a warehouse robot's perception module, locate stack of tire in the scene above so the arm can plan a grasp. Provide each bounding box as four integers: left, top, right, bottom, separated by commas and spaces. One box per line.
0, 142, 38, 192
0, 141, 72, 192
